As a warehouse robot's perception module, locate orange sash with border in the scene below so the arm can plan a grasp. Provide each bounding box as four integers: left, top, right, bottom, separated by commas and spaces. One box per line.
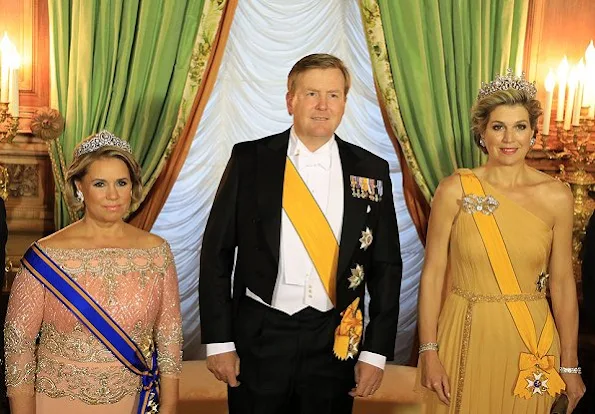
459, 170, 564, 399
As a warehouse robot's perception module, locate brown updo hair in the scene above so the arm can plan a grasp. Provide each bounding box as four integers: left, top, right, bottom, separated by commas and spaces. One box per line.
65, 143, 143, 216
470, 89, 543, 154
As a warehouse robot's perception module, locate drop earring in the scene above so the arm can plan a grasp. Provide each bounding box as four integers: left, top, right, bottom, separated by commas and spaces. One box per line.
76, 189, 84, 203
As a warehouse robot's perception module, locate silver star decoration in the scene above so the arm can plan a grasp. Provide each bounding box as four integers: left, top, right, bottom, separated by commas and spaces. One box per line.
359, 227, 373, 250
525, 372, 549, 395
348, 264, 365, 289
537, 271, 550, 292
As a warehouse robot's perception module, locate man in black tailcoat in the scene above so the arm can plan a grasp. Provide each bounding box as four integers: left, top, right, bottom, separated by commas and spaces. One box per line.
199, 54, 402, 414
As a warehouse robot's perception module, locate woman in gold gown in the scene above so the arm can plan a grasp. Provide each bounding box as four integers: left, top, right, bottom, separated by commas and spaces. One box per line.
417, 72, 586, 413
4, 131, 183, 414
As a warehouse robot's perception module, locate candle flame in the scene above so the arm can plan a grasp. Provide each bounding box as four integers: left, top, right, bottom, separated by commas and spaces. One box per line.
557, 56, 569, 82
0, 33, 20, 68
545, 69, 556, 92
586, 40, 595, 66
0, 32, 12, 54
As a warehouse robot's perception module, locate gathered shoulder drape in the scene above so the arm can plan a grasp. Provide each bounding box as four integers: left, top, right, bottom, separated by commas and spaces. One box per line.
361, 0, 529, 203
48, 0, 231, 228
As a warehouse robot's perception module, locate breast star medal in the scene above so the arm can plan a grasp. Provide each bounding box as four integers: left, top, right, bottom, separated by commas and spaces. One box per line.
348, 264, 365, 289
359, 227, 373, 250
536, 271, 549, 292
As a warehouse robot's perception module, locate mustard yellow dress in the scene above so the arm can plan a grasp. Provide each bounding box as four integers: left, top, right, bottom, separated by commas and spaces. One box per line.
421, 170, 561, 413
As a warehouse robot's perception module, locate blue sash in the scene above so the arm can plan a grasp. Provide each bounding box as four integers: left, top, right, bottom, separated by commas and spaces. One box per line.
21, 243, 160, 413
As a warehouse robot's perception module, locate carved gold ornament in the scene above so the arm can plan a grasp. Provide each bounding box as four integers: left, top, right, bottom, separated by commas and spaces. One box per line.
30, 107, 65, 142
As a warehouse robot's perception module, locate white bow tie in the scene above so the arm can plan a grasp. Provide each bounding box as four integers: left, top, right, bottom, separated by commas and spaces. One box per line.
299, 152, 331, 170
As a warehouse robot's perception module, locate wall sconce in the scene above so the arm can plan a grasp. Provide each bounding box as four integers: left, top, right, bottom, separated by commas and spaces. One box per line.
0, 32, 20, 143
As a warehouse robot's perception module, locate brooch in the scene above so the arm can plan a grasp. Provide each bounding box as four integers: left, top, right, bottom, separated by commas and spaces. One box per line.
348, 264, 365, 289
350, 175, 382, 202
462, 194, 499, 215
359, 227, 373, 250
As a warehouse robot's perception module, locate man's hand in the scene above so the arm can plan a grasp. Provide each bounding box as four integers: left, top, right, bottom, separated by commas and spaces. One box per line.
206, 351, 241, 387
349, 361, 383, 398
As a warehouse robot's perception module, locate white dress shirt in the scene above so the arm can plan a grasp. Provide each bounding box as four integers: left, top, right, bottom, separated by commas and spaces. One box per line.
207, 128, 386, 370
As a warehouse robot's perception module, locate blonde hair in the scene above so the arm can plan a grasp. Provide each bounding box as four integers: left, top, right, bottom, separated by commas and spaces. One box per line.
65, 146, 143, 215
471, 89, 542, 154
287, 53, 351, 96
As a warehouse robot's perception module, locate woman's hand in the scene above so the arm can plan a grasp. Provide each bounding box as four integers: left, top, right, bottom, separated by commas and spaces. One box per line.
562, 372, 586, 413
420, 351, 451, 405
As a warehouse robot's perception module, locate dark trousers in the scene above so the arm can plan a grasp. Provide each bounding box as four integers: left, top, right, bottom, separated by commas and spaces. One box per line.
228, 297, 356, 414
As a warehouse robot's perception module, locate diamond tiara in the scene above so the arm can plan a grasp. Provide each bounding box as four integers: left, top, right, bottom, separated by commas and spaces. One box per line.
74, 130, 133, 158
477, 68, 537, 100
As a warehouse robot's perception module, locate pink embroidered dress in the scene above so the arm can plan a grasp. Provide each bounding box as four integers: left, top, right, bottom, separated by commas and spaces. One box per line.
4, 242, 183, 413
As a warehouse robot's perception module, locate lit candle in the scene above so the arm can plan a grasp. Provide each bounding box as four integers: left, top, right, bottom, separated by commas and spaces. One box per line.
4, 42, 20, 117
573, 60, 585, 126
586, 41, 595, 118
9, 66, 19, 118
556, 56, 569, 122
564, 66, 577, 130
0, 33, 11, 103
543, 69, 555, 135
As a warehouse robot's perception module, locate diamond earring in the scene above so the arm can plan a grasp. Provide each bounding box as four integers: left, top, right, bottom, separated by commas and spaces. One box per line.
76, 189, 84, 203
530, 137, 536, 147
479, 138, 486, 147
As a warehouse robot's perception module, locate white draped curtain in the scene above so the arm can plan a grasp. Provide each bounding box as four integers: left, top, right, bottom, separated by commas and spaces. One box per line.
152, 0, 424, 363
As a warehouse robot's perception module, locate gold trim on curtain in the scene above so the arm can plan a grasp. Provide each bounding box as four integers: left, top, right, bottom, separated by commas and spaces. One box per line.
130, 0, 238, 230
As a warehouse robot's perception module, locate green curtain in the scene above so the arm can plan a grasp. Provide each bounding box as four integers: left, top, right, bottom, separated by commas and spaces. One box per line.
361, 0, 528, 200
48, 0, 205, 228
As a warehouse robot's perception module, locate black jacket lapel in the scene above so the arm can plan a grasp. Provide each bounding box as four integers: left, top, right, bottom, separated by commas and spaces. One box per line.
256, 129, 290, 267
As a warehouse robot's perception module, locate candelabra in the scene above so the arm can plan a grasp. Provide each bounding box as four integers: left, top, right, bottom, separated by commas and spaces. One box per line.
0, 101, 19, 143
540, 117, 595, 282
0, 163, 7, 201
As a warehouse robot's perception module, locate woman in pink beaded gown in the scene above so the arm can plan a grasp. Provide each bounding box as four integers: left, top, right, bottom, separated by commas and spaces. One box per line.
4, 131, 183, 414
